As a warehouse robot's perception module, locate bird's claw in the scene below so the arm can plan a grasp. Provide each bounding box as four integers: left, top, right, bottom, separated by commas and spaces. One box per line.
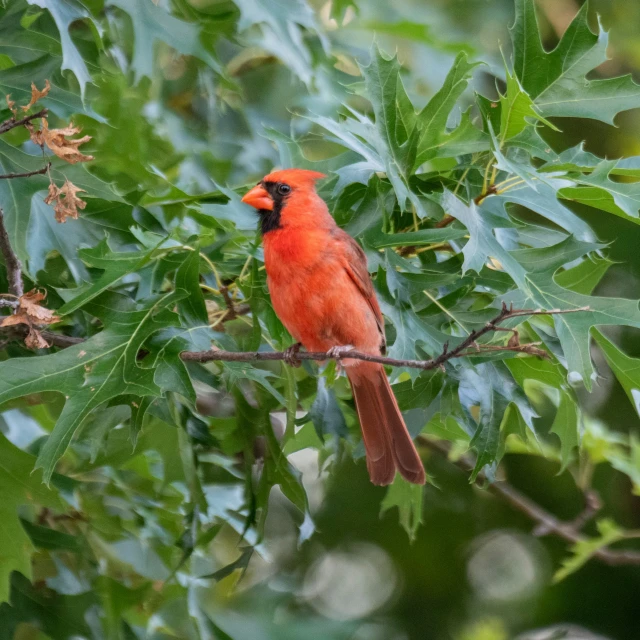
283, 342, 303, 368
327, 345, 355, 373
327, 345, 355, 360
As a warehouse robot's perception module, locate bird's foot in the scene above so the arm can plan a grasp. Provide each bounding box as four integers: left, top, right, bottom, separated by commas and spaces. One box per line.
283, 342, 303, 368
327, 345, 355, 373
327, 345, 355, 360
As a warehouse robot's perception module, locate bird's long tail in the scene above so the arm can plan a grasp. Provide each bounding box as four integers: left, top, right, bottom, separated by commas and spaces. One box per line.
347, 362, 425, 485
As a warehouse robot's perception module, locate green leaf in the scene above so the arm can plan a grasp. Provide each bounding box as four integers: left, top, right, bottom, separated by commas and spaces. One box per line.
20, 518, 81, 551
380, 475, 423, 541
222, 362, 286, 406
550, 391, 580, 472
0, 432, 61, 603
0, 140, 48, 262
359, 44, 421, 213
431, 107, 490, 158
487, 178, 595, 240
553, 519, 626, 582
364, 225, 467, 249
199, 546, 254, 581
174, 247, 208, 327
0, 291, 186, 483
442, 190, 526, 287
561, 160, 640, 222
263, 420, 308, 514
0, 55, 103, 120
499, 68, 555, 142
376, 269, 453, 374
510, 236, 603, 273
233, 0, 323, 84
415, 52, 479, 165
309, 376, 348, 439
507, 269, 640, 389
26, 0, 94, 97
200, 184, 257, 231
0, 572, 96, 640
593, 329, 640, 417
107, 0, 220, 81
511, 0, 640, 123
540, 143, 640, 177
393, 371, 444, 411
554, 255, 613, 294
58, 239, 157, 314
460, 367, 512, 479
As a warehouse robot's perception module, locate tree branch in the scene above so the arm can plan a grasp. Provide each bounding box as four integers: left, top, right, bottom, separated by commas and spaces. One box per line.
180, 304, 589, 367
0, 207, 23, 299
420, 438, 640, 567
0, 108, 48, 135
0, 162, 51, 180
1, 302, 588, 365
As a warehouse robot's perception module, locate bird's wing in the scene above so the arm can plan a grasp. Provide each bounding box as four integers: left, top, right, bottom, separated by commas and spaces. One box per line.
334, 228, 386, 354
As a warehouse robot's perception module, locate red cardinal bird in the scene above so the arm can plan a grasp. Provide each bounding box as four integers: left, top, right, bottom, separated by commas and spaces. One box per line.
241, 169, 425, 485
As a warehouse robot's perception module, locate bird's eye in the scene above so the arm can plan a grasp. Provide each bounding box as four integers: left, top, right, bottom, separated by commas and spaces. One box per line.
277, 183, 291, 196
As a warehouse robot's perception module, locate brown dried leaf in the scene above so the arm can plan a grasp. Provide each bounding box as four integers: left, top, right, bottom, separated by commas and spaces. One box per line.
21, 80, 50, 112
25, 328, 50, 350
44, 182, 59, 206
45, 179, 87, 223
19, 290, 60, 324
0, 289, 60, 330
5, 94, 16, 116
29, 118, 94, 164
0, 314, 26, 328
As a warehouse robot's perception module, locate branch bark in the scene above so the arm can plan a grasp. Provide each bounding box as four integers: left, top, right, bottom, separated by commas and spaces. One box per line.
180, 304, 588, 368
420, 438, 640, 567
0, 108, 48, 135
0, 163, 51, 180
0, 207, 23, 299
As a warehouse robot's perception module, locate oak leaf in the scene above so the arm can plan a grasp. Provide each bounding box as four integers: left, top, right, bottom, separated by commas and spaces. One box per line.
22, 80, 50, 111
29, 119, 94, 164
25, 328, 50, 350
0, 290, 60, 328
0, 290, 60, 349
5, 94, 16, 116
44, 179, 87, 223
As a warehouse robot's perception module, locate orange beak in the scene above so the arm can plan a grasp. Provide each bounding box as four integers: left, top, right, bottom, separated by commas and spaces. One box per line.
241, 184, 273, 211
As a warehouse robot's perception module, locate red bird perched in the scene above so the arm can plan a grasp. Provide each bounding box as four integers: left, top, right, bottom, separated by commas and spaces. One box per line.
241, 169, 425, 486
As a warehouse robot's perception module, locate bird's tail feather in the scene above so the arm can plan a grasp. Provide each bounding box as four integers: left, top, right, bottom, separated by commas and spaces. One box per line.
347, 363, 425, 485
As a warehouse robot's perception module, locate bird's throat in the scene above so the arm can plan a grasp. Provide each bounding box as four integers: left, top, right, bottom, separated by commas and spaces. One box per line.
259, 205, 282, 234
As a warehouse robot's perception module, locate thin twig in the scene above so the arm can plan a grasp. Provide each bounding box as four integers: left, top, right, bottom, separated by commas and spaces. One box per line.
435, 214, 456, 229
0, 305, 589, 364
420, 438, 640, 567
182, 305, 589, 366
0, 108, 48, 135
0, 163, 51, 180
0, 298, 18, 309
0, 207, 24, 298
474, 184, 498, 205
220, 285, 237, 320
563, 489, 603, 534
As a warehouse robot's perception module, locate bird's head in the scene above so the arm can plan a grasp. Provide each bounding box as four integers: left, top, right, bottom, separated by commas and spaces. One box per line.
241, 169, 327, 234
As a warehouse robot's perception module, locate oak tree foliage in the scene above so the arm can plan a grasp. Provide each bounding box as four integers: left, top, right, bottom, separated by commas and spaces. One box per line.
1, 0, 640, 637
